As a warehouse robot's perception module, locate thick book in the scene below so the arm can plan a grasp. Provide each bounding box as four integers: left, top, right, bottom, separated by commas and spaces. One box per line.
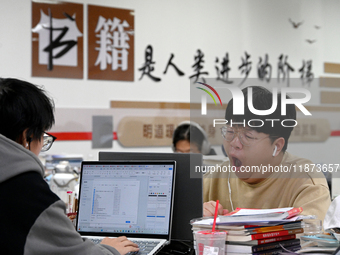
225, 238, 301, 253
226, 228, 303, 242
227, 221, 302, 235
192, 220, 301, 233
226, 234, 297, 246
192, 213, 301, 229
192, 220, 302, 234
219, 207, 303, 223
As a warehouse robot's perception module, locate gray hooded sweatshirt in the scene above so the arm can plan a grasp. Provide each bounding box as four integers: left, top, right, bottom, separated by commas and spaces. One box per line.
0, 134, 120, 255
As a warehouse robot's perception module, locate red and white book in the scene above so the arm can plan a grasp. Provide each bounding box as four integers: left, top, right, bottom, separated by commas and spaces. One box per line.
226, 228, 304, 242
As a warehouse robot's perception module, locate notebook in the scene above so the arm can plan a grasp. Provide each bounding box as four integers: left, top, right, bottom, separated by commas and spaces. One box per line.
98, 152, 203, 241
76, 160, 176, 255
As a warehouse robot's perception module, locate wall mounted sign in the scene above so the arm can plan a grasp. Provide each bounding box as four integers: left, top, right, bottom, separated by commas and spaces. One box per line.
88, 4, 134, 81
32, 1, 83, 79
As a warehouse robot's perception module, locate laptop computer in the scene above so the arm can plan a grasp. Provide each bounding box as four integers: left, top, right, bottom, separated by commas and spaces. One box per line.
76, 160, 176, 255
98, 152, 203, 242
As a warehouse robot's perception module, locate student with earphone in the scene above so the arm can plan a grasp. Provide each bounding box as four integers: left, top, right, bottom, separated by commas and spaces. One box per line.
172, 121, 216, 155
203, 86, 331, 223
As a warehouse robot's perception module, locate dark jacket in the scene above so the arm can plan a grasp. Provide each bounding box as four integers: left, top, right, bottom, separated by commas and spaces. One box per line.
0, 134, 120, 255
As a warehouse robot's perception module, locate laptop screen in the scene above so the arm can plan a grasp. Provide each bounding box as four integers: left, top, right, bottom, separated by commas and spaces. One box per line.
76, 161, 176, 239
98, 152, 203, 241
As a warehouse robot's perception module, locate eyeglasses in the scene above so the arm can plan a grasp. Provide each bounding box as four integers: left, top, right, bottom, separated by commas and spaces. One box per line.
41, 132, 57, 152
220, 126, 273, 146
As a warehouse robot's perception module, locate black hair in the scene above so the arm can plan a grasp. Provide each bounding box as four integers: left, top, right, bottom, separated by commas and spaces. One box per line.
0, 78, 55, 142
172, 123, 205, 152
225, 86, 296, 152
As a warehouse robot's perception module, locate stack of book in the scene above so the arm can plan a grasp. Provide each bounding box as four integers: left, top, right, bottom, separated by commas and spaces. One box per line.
192, 207, 304, 255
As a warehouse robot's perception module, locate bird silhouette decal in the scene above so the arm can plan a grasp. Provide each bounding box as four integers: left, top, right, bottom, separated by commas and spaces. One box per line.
306, 39, 316, 44
289, 18, 304, 28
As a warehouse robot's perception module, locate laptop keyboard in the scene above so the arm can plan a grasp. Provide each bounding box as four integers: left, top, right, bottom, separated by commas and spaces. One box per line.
89, 238, 160, 255
88, 238, 103, 244
128, 240, 160, 255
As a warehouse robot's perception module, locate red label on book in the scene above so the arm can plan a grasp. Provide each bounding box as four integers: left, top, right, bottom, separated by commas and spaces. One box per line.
254, 228, 303, 240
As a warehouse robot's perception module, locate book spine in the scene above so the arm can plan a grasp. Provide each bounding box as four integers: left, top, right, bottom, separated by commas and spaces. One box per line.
253, 245, 301, 255
253, 227, 285, 234
252, 239, 300, 252
244, 225, 259, 229
257, 234, 296, 244
252, 228, 303, 240
252, 223, 301, 234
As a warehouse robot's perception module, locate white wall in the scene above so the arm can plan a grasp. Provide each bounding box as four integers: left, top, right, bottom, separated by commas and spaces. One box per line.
0, 0, 334, 106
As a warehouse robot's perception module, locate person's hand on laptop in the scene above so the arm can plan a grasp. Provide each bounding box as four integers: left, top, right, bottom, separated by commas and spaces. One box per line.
203, 200, 229, 217
101, 236, 139, 255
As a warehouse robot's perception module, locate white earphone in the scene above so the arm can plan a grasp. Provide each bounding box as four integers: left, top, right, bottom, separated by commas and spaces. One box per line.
228, 171, 234, 211
273, 145, 278, 157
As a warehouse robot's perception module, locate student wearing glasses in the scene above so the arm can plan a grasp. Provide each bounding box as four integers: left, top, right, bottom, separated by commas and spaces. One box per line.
203, 86, 331, 221
0, 78, 138, 255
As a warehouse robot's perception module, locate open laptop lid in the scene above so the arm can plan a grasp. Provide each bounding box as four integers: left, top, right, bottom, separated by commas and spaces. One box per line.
98, 152, 203, 241
76, 160, 176, 241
